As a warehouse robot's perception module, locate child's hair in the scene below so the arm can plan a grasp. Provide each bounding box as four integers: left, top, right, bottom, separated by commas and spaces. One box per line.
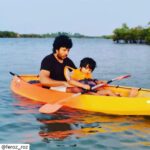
80, 57, 96, 71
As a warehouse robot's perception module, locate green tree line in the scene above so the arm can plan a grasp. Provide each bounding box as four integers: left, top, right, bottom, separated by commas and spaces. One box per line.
113, 23, 150, 44
0, 31, 90, 38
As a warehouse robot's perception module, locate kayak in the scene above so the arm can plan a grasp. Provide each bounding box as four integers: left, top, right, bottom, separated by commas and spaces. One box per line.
10, 74, 150, 115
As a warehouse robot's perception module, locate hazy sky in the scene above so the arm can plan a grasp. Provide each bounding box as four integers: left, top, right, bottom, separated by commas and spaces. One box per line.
0, 0, 150, 36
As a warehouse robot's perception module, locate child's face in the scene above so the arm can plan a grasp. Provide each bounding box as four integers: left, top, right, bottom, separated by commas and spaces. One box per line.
81, 65, 92, 74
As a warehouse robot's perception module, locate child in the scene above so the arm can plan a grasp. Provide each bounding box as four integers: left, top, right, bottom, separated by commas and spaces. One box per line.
66, 57, 138, 97
66, 57, 118, 96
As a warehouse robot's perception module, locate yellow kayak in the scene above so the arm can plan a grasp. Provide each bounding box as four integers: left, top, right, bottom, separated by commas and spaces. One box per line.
10, 74, 150, 115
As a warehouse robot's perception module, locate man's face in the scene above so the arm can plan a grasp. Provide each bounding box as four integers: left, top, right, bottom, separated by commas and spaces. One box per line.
56, 47, 70, 60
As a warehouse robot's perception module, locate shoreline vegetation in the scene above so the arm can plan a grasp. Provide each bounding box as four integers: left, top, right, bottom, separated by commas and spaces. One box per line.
112, 23, 150, 45
0, 31, 100, 38
0, 23, 150, 44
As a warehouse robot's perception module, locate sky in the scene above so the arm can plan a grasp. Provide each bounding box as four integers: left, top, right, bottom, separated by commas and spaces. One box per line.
0, 0, 150, 36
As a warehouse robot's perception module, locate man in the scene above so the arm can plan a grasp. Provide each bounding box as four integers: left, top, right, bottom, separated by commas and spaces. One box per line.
39, 35, 76, 91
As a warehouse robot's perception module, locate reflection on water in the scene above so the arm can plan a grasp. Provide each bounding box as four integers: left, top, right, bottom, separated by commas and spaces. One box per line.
37, 109, 102, 140
12, 94, 150, 148
36, 107, 150, 146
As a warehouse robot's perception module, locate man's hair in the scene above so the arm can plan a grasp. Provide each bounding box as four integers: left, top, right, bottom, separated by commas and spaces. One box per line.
52, 35, 73, 53
80, 57, 96, 71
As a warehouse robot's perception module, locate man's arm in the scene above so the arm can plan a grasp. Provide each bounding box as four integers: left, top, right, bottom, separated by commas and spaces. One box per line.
39, 70, 69, 87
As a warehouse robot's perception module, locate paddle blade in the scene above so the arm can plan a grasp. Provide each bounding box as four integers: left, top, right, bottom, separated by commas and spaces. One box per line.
39, 103, 62, 114
114, 74, 131, 81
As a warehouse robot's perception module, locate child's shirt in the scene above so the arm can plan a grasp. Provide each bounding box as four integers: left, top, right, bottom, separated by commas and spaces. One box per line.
70, 68, 92, 80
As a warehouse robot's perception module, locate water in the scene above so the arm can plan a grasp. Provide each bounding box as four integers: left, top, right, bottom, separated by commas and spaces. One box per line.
0, 38, 150, 149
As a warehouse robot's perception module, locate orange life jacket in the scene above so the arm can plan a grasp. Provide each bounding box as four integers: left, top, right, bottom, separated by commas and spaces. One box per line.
70, 68, 92, 80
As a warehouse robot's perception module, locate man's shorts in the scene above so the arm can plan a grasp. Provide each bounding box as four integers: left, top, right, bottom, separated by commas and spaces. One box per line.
50, 86, 67, 92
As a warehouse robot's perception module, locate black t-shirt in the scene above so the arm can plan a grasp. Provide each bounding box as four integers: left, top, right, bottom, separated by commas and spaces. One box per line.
40, 54, 76, 81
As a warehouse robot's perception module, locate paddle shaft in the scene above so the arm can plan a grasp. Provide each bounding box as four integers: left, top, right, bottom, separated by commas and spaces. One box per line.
90, 74, 131, 90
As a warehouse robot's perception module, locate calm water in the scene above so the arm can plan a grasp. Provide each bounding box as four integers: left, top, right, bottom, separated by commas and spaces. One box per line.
0, 38, 150, 150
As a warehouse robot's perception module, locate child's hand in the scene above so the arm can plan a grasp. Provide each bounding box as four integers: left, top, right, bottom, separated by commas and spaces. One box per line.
82, 84, 91, 90
96, 80, 107, 84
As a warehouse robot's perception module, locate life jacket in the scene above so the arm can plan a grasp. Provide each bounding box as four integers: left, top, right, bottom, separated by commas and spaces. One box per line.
70, 68, 92, 80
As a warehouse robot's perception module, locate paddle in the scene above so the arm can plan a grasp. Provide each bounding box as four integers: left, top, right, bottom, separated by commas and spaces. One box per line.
39, 74, 131, 114
9, 72, 20, 77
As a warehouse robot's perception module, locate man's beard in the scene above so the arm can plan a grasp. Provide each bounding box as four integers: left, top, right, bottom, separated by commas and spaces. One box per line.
57, 54, 67, 60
